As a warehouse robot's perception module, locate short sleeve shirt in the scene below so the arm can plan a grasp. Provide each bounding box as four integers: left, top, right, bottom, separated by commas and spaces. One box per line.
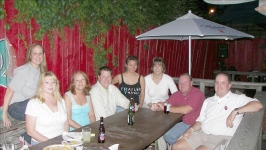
25, 98, 67, 141
166, 87, 205, 125
144, 74, 178, 104
197, 91, 258, 136
9, 63, 40, 104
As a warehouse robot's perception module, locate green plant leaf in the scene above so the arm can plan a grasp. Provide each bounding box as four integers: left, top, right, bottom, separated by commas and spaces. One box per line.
10, 0, 205, 74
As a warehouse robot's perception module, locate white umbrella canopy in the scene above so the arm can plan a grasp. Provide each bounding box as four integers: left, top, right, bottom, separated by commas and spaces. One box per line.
255, 0, 266, 16
136, 10, 254, 74
203, 0, 255, 5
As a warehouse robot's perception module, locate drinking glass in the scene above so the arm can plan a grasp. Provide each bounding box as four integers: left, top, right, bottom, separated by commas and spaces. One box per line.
166, 103, 170, 114
82, 126, 91, 144
164, 103, 167, 114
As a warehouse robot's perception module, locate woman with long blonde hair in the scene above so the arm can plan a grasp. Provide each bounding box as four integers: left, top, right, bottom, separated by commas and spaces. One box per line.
25, 72, 68, 145
2, 43, 47, 128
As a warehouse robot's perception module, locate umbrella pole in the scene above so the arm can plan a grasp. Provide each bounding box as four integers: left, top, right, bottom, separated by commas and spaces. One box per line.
189, 36, 191, 75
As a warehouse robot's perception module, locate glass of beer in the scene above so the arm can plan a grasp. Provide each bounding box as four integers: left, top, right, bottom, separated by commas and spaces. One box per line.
82, 126, 91, 144
164, 102, 168, 114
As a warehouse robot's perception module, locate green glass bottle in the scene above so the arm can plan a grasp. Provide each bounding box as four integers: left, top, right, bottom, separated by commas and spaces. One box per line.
128, 98, 134, 125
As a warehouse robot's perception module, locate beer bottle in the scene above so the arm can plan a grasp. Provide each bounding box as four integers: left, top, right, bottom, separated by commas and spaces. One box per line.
128, 98, 134, 125
98, 117, 105, 143
130, 97, 135, 113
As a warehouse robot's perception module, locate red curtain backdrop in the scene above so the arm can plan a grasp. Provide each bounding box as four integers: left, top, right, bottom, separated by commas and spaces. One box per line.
1, 0, 266, 106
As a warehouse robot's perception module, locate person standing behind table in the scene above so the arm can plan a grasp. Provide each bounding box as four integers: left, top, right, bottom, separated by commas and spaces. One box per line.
144, 57, 178, 108
90, 66, 138, 121
152, 73, 205, 149
64, 71, 96, 131
25, 72, 69, 146
172, 73, 263, 150
2, 43, 47, 128
112, 56, 145, 107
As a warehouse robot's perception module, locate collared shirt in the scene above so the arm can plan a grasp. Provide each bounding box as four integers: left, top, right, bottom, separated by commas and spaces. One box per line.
197, 91, 258, 136
166, 87, 205, 125
90, 82, 130, 121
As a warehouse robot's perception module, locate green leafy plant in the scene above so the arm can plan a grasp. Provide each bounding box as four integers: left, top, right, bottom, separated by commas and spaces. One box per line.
10, 0, 205, 73
17, 33, 28, 48
0, 0, 6, 19
88, 38, 113, 74
0, 0, 5, 20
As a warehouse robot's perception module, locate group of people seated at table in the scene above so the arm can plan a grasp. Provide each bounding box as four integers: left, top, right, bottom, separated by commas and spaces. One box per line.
2, 43, 263, 149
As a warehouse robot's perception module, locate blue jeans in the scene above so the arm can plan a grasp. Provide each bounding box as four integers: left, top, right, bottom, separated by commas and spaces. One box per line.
115, 106, 125, 113
8, 99, 29, 121
21, 132, 32, 145
163, 121, 190, 145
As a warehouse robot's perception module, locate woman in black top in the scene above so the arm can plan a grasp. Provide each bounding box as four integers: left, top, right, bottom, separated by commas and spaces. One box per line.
112, 56, 145, 107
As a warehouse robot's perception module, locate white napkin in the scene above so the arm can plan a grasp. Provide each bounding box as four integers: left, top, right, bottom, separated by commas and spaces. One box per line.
108, 144, 119, 150
62, 131, 82, 141
75, 146, 83, 150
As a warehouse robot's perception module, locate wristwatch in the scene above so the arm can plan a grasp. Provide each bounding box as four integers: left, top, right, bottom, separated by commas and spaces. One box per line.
234, 108, 240, 115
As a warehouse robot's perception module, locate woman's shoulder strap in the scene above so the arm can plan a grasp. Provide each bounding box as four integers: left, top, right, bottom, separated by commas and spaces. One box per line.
121, 73, 124, 82
65, 91, 76, 104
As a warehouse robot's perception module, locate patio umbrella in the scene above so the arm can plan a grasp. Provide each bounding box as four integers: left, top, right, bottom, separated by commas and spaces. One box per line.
255, 0, 266, 16
136, 10, 254, 75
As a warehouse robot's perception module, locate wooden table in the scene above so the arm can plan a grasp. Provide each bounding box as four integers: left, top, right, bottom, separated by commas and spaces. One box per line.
29, 108, 183, 150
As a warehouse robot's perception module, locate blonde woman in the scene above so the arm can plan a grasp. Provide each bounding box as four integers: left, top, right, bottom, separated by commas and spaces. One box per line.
2, 43, 47, 128
64, 71, 96, 131
25, 72, 68, 145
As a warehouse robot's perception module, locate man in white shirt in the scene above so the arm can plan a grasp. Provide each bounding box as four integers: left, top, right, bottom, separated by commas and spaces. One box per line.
172, 72, 263, 150
90, 66, 137, 121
